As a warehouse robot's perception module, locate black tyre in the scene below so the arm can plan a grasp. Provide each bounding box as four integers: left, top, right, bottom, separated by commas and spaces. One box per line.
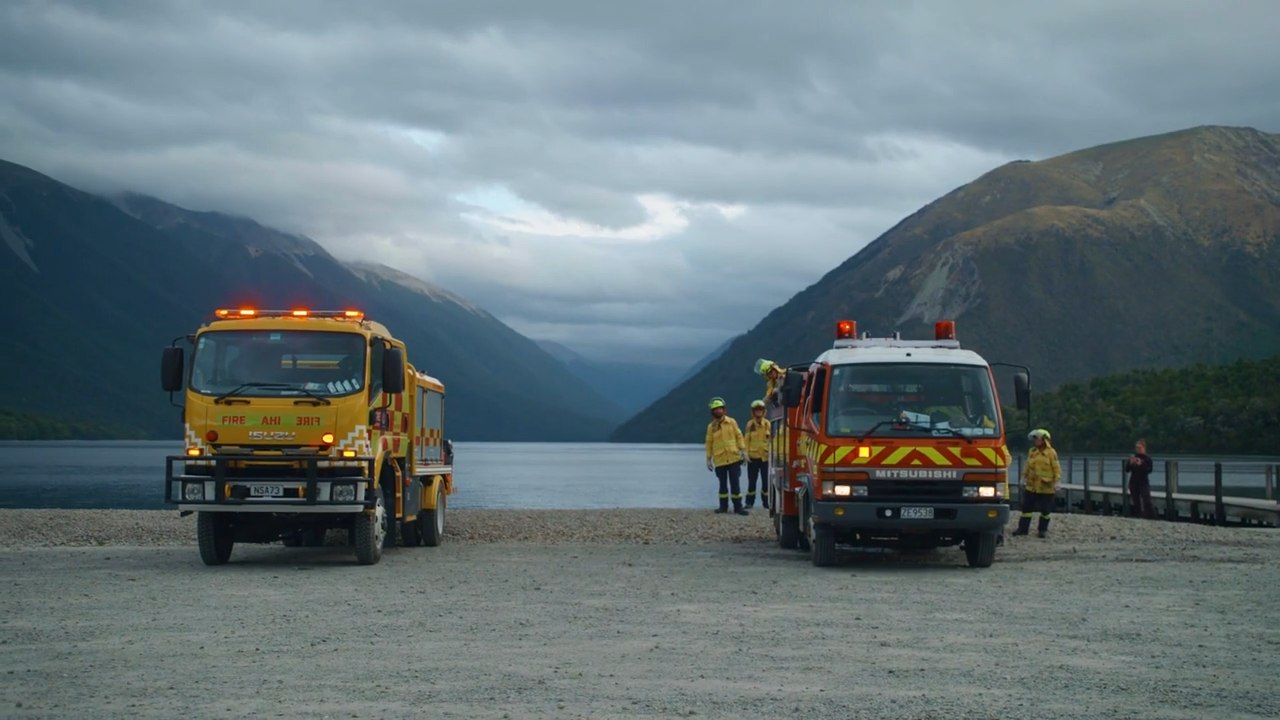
354, 490, 386, 565
964, 531, 997, 568
419, 480, 445, 547
400, 483, 422, 548
778, 515, 800, 549
810, 522, 836, 567
197, 512, 234, 566
380, 475, 397, 549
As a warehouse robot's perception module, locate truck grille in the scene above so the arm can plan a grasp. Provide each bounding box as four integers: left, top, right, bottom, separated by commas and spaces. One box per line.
867, 479, 964, 501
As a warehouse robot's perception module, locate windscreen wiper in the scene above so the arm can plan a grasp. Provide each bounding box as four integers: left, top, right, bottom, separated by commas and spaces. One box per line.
213, 382, 293, 404
855, 417, 975, 444
282, 385, 332, 406
856, 419, 907, 443
922, 425, 976, 444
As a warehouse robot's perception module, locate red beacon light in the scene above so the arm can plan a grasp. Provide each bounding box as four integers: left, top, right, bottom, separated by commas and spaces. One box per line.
836, 319, 857, 339
935, 320, 957, 341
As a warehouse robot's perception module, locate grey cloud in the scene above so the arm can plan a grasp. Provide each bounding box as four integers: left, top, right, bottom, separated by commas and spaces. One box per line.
1, 0, 1278, 364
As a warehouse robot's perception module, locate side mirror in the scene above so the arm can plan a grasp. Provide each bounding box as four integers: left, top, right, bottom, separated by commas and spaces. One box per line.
443, 439, 454, 464
781, 371, 806, 408
382, 346, 406, 394
1013, 372, 1030, 411
161, 347, 185, 392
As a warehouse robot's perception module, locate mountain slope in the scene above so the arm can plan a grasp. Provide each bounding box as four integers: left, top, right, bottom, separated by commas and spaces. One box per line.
110, 192, 626, 441
0, 161, 623, 441
612, 125, 1280, 442
534, 340, 686, 416
672, 335, 738, 387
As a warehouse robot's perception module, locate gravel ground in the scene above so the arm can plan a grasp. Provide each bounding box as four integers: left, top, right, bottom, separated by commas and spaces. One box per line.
2, 510, 1278, 719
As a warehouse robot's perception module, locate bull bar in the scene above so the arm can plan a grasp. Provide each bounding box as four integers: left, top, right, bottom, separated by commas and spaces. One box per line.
164, 454, 377, 510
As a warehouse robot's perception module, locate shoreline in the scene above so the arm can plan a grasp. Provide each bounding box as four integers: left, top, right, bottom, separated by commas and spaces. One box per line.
1, 507, 1275, 550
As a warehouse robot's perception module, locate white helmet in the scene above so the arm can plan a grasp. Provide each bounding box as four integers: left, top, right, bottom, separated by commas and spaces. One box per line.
1027, 428, 1051, 442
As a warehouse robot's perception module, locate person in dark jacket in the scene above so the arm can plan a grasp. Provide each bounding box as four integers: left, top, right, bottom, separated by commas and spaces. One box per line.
1126, 439, 1156, 519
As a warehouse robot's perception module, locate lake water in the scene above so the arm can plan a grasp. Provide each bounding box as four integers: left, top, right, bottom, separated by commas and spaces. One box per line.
0, 441, 1275, 510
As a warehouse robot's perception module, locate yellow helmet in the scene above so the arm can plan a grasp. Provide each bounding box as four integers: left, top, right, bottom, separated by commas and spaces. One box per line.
708, 397, 726, 410
1028, 428, 1051, 442
751, 399, 766, 409
755, 358, 777, 376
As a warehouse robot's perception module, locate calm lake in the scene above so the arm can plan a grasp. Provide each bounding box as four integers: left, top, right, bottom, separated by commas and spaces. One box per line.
0, 441, 1275, 510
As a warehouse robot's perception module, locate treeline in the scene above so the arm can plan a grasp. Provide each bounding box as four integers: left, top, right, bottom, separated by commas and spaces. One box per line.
1003, 355, 1280, 454
0, 408, 148, 441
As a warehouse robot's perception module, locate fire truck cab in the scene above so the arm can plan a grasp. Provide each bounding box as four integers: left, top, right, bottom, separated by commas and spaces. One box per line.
768, 319, 1030, 568
159, 308, 454, 566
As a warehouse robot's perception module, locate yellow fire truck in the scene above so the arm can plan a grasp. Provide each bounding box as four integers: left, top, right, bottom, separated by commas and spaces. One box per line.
160, 308, 454, 566
768, 319, 1030, 568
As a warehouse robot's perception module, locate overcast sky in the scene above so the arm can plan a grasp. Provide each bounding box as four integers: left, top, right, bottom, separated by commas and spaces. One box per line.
3, 1, 1278, 365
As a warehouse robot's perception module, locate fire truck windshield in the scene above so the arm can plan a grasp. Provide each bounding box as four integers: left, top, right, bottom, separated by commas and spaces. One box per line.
189, 330, 368, 398
824, 362, 1001, 438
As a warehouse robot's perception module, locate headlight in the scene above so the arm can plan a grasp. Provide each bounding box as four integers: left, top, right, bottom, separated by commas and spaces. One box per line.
183, 482, 205, 501
964, 485, 1001, 498
332, 484, 357, 502
833, 484, 852, 497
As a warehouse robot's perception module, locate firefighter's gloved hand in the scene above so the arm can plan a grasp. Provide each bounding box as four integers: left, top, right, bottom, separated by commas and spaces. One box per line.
739, 452, 748, 464
706, 459, 714, 472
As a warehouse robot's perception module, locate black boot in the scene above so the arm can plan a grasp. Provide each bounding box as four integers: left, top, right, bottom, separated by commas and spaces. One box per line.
744, 493, 755, 509
1037, 516, 1050, 538
1012, 515, 1031, 536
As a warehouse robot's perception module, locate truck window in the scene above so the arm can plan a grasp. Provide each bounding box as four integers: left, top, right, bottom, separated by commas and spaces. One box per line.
804, 367, 827, 429
825, 362, 1000, 437
189, 330, 366, 398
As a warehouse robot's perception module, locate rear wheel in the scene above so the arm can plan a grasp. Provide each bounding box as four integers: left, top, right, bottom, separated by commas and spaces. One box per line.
778, 515, 800, 549
401, 484, 422, 548
964, 531, 997, 568
197, 512, 234, 566
419, 481, 445, 547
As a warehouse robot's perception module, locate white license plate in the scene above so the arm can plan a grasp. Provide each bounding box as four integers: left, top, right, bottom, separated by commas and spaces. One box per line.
250, 485, 284, 497
900, 506, 934, 519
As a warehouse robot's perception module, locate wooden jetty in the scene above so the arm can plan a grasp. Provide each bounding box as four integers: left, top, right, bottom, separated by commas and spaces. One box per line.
1010, 458, 1280, 528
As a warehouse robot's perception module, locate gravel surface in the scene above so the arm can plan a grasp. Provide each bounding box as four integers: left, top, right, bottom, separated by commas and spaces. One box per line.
2, 510, 1278, 719
2, 507, 1276, 550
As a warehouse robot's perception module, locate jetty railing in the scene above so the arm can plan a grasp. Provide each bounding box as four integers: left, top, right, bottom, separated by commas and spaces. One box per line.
1009, 456, 1279, 528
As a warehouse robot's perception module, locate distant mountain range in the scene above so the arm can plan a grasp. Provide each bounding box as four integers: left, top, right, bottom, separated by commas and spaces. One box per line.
0, 159, 656, 441
613, 125, 1280, 442
533, 335, 736, 416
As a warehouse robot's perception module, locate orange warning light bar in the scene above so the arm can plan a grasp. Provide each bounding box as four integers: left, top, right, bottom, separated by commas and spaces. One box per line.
212, 309, 365, 320
935, 320, 957, 341
836, 319, 857, 339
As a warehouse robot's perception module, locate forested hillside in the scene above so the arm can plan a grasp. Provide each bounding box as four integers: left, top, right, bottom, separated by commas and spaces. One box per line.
1008, 355, 1280, 454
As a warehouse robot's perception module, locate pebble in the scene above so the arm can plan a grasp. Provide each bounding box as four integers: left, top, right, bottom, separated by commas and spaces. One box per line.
0, 508, 1274, 550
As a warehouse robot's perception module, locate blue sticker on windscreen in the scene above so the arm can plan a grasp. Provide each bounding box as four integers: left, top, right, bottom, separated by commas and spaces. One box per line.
270, 333, 282, 341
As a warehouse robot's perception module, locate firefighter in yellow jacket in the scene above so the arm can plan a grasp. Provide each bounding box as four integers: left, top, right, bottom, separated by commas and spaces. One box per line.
705, 397, 749, 515
1015, 428, 1061, 538
755, 358, 786, 405
744, 399, 771, 509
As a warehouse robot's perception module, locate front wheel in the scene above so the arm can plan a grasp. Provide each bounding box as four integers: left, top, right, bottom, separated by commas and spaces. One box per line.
354, 491, 386, 565
418, 480, 445, 547
197, 512, 234, 566
964, 531, 997, 568
810, 521, 835, 567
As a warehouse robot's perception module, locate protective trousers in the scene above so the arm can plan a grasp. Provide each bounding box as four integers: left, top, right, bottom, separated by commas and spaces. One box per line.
1016, 490, 1055, 536
745, 459, 769, 508
715, 463, 744, 512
